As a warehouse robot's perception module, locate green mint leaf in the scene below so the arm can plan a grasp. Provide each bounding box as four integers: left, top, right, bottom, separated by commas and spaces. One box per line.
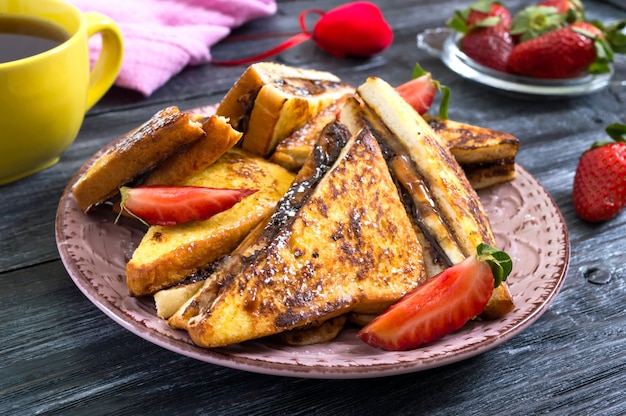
477, 243, 513, 288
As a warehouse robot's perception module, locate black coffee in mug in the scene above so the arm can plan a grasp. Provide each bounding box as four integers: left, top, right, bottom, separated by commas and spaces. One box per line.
0, 15, 70, 63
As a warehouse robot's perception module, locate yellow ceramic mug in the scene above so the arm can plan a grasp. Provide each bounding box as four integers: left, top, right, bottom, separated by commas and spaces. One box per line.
0, 0, 123, 185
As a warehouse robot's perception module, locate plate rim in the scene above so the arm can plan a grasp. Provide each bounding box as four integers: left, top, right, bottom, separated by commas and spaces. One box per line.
56, 147, 570, 379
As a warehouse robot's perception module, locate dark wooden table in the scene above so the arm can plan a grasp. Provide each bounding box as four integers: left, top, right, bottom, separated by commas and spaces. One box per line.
3, 0, 625, 414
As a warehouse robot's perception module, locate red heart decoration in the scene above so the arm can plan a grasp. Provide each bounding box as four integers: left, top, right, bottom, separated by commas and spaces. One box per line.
211, 2, 393, 65
303, 2, 393, 58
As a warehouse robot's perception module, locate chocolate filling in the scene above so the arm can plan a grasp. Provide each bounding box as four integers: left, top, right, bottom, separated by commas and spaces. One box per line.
352, 105, 454, 268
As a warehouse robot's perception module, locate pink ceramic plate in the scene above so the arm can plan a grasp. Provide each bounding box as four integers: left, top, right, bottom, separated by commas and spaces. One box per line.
56, 157, 569, 378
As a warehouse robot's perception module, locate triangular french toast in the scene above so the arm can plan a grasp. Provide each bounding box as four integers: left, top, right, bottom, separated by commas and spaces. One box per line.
175, 121, 426, 348
341, 77, 514, 318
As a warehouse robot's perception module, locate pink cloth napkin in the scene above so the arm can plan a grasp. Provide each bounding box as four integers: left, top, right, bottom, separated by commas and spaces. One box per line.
69, 0, 277, 96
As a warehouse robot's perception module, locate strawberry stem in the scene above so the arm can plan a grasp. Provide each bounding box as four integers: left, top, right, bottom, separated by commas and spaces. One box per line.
510, 5, 566, 42
592, 20, 626, 54
476, 243, 513, 288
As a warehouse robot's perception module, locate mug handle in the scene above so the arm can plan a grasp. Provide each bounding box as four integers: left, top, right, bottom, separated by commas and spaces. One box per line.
84, 12, 124, 111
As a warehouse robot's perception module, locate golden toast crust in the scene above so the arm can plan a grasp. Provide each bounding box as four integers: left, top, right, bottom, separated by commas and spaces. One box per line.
269, 96, 349, 171
143, 115, 242, 185
72, 106, 205, 212
216, 62, 354, 157
423, 115, 519, 190
184, 124, 426, 347
125, 149, 294, 296
269, 103, 519, 191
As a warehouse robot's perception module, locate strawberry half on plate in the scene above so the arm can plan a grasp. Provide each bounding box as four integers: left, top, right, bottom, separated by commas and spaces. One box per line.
119, 185, 257, 226
358, 244, 512, 351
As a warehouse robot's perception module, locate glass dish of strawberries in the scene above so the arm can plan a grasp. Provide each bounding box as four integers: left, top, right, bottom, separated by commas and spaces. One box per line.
417, 0, 626, 96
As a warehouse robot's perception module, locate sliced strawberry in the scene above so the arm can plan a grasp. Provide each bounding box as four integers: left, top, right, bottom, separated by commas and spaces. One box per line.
358, 244, 512, 351
395, 63, 451, 119
119, 185, 256, 226
395, 75, 435, 115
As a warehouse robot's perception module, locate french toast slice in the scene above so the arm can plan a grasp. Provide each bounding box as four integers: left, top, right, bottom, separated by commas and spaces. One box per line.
268, 95, 348, 171
143, 114, 242, 185
216, 62, 355, 157
342, 77, 514, 319
423, 115, 519, 190
270, 102, 519, 190
72, 106, 205, 212
125, 148, 294, 297
154, 281, 204, 319
175, 122, 426, 348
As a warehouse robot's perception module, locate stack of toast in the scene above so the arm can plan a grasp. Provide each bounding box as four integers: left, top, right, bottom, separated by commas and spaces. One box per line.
72, 62, 519, 349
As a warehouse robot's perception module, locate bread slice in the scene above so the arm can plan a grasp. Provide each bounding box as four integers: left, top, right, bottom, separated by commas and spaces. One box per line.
154, 281, 204, 319
268, 96, 347, 171
72, 106, 205, 212
174, 122, 426, 347
125, 148, 295, 297
423, 115, 519, 189
343, 77, 514, 318
270, 101, 519, 190
216, 62, 354, 157
143, 114, 242, 185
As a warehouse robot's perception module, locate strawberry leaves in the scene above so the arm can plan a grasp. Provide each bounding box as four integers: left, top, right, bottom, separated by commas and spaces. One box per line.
605, 122, 626, 142
510, 6, 567, 42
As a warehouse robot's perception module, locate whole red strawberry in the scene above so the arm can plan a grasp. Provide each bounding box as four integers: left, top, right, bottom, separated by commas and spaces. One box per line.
462, 25, 514, 72
448, 1, 514, 72
508, 22, 610, 79
573, 123, 626, 222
